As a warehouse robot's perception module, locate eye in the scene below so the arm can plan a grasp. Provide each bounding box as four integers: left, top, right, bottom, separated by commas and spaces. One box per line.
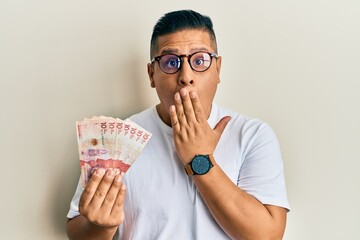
193, 58, 205, 66
165, 58, 179, 67
191, 52, 211, 69
161, 55, 180, 70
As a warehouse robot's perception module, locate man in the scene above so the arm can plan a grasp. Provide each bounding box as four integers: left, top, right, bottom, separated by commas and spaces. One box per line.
67, 10, 289, 240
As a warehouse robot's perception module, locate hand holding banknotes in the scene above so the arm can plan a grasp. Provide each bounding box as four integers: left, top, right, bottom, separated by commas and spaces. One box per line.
68, 117, 151, 239
78, 168, 126, 228
169, 88, 231, 165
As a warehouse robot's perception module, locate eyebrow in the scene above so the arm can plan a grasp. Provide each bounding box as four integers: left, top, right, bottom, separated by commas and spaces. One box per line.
159, 47, 210, 55
160, 49, 179, 55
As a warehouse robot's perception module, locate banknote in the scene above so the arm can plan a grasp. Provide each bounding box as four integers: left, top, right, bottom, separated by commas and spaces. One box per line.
76, 116, 152, 188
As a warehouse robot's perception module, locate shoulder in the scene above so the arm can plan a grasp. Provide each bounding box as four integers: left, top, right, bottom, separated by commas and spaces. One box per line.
214, 104, 280, 151
214, 103, 271, 134
128, 106, 156, 125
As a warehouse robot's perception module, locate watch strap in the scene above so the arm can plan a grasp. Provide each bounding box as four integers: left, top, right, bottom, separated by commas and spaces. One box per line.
185, 163, 194, 175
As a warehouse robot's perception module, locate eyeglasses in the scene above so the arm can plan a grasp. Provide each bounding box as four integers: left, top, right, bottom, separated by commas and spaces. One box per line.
151, 51, 218, 74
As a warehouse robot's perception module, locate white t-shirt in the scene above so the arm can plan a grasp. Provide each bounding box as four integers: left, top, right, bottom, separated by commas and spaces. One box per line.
67, 103, 290, 239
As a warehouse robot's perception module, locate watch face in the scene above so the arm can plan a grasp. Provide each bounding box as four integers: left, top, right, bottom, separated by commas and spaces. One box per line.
191, 155, 211, 175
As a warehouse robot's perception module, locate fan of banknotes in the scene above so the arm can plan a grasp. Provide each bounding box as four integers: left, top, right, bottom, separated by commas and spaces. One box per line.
76, 116, 152, 187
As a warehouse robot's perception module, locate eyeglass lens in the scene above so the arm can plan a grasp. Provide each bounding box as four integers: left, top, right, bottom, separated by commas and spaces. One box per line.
159, 52, 212, 74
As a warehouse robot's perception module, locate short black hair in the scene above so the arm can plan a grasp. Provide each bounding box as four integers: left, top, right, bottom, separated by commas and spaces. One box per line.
150, 9, 217, 59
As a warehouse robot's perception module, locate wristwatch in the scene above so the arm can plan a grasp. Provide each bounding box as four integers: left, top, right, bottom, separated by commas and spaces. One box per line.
185, 154, 216, 175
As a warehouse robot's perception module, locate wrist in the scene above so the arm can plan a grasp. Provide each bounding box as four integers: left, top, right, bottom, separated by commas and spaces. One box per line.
85, 219, 118, 239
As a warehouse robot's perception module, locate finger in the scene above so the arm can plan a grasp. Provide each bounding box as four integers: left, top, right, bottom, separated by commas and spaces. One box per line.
169, 105, 180, 133
189, 91, 207, 123
89, 169, 117, 207
174, 92, 187, 126
179, 88, 197, 123
111, 176, 127, 217
213, 116, 232, 137
101, 174, 124, 216
80, 168, 106, 208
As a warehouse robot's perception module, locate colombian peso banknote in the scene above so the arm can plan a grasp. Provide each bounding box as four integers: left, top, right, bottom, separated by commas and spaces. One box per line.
76, 116, 152, 188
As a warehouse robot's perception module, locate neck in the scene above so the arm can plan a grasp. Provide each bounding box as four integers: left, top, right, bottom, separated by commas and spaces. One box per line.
156, 104, 172, 127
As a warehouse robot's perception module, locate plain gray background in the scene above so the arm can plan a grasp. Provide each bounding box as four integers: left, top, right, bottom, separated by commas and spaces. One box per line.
1, 0, 359, 239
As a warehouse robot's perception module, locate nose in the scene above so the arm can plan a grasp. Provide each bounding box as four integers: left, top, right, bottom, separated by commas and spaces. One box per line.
177, 58, 194, 86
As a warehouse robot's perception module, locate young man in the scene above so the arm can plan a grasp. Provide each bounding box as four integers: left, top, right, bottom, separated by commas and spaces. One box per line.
67, 10, 290, 240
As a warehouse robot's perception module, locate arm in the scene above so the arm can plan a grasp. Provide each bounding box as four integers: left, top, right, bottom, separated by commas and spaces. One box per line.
169, 88, 287, 240
67, 169, 126, 240
193, 165, 287, 240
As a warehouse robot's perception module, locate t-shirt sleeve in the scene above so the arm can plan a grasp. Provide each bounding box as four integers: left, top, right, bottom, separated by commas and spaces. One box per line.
238, 121, 290, 211
67, 179, 83, 219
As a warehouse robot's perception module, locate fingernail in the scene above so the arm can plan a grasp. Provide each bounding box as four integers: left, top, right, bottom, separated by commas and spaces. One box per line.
190, 91, 196, 98
170, 105, 176, 112
107, 170, 115, 178
175, 92, 181, 101
180, 88, 188, 96
116, 174, 123, 182
95, 168, 105, 176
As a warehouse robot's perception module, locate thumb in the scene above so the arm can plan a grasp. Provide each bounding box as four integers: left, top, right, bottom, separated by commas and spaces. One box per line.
213, 116, 231, 136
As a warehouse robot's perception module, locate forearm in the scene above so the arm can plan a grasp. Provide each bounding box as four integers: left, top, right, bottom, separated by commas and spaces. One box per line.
67, 215, 118, 240
193, 165, 286, 240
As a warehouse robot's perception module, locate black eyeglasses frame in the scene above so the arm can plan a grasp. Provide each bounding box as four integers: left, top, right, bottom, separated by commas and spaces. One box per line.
150, 51, 218, 74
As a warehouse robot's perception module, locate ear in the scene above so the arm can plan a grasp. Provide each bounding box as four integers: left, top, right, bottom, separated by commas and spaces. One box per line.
147, 63, 156, 88
216, 56, 222, 83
